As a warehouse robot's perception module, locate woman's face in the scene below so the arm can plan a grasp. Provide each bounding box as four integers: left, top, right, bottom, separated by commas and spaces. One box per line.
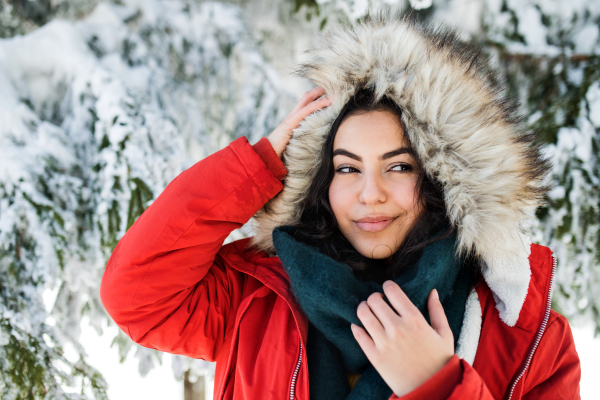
329, 110, 423, 262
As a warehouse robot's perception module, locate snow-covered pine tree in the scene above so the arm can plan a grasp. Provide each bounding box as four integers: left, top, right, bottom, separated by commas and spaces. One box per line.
0, 0, 294, 398
0, 29, 109, 398
0, 0, 100, 39
480, 0, 600, 334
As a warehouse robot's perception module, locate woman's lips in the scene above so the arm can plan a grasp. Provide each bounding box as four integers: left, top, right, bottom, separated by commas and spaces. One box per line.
355, 217, 397, 232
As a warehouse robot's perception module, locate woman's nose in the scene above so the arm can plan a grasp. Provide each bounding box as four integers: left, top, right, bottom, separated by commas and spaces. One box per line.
358, 172, 387, 205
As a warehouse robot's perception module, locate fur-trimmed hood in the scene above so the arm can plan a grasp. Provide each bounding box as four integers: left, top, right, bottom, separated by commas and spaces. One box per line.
249, 12, 549, 328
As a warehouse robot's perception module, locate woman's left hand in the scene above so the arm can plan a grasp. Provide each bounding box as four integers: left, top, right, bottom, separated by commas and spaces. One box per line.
350, 280, 455, 397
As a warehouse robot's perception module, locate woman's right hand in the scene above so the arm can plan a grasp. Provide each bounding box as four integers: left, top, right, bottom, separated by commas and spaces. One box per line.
267, 86, 332, 159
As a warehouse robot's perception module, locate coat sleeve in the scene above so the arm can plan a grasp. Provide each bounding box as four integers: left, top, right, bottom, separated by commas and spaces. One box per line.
99, 136, 285, 361
388, 311, 581, 400
387, 355, 496, 400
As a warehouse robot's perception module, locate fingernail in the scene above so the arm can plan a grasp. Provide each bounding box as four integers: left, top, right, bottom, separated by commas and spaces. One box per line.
384, 280, 395, 289
433, 289, 439, 301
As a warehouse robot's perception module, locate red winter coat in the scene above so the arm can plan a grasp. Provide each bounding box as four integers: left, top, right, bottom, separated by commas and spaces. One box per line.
100, 136, 581, 400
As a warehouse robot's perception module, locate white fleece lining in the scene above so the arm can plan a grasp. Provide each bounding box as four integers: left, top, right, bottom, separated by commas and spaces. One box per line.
481, 232, 532, 327
455, 290, 482, 365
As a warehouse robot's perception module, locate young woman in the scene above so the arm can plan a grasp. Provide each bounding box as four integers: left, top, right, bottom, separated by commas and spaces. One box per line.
100, 13, 581, 400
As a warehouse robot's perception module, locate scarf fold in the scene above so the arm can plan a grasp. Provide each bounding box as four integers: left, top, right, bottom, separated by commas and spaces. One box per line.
272, 226, 475, 400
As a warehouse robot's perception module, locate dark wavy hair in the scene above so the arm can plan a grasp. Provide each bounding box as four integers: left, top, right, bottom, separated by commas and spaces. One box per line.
290, 87, 459, 284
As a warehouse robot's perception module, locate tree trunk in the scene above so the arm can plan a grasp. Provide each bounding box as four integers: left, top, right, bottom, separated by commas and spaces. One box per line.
184, 370, 205, 400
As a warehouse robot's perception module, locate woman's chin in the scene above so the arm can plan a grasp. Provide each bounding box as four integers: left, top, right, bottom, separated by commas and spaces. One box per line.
360, 243, 395, 260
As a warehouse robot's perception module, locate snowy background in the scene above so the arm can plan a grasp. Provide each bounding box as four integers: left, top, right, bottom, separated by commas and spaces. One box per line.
0, 0, 599, 398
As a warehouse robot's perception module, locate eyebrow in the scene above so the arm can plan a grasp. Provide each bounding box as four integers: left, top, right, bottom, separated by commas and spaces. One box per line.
332, 147, 415, 161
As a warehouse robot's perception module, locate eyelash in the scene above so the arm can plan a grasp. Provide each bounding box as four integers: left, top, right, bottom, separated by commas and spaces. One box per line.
335, 164, 413, 174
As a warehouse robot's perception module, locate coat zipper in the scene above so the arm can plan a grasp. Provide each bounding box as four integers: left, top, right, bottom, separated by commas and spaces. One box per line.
289, 338, 303, 400
505, 252, 557, 400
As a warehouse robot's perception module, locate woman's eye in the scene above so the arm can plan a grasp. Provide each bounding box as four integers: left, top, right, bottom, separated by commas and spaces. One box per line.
335, 166, 359, 174
390, 164, 413, 172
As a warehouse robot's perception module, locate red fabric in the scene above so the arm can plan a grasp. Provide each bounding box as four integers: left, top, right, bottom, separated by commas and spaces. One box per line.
100, 136, 581, 400
389, 355, 462, 399
252, 137, 287, 180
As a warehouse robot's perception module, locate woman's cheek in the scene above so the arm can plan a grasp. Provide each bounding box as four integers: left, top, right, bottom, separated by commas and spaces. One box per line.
329, 178, 356, 231
390, 177, 420, 212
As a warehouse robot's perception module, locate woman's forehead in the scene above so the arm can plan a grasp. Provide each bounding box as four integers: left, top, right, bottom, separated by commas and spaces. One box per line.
333, 110, 409, 154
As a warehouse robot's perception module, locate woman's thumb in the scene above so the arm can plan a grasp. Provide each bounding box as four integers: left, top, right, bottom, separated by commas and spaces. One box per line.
428, 289, 453, 342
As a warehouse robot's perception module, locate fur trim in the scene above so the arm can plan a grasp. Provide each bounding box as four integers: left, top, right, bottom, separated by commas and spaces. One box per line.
455, 290, 482, 364
249, 11, 549, 326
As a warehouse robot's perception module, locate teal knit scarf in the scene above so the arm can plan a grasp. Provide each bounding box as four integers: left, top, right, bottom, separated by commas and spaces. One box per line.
271, 226, 474, 400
